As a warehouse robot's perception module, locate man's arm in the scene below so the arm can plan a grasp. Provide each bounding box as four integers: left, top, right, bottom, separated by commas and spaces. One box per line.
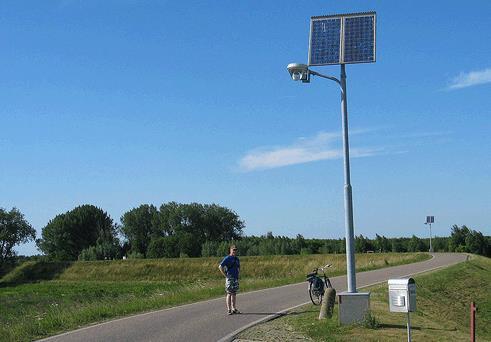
218, 265, 226, 277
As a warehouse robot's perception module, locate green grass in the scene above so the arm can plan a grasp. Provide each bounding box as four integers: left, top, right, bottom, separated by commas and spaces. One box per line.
0, 253, 429, 341
261, 254, 490, 342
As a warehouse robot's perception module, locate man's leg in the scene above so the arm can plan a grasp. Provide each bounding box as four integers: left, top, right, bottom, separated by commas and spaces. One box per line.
231, 293, 237, 310
226, 293, 231, 311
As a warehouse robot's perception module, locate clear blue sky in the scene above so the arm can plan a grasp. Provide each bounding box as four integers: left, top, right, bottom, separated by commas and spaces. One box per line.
1, 1, 490, 256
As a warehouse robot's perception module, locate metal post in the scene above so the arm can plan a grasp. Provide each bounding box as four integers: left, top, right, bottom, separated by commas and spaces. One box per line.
429, 223, 433, 252
340, 64, 356, 293
407, 312, 412, 342
471, 302, 476, 342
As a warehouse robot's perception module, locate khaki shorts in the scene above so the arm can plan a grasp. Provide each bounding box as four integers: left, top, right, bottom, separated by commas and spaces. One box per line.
225, 277, 239, 294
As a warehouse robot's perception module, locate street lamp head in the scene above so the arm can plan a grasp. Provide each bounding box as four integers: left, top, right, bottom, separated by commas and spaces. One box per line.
287, 63, 310, 83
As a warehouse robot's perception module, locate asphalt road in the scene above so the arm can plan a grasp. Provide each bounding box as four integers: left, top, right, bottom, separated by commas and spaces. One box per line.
39, 253, 466, 342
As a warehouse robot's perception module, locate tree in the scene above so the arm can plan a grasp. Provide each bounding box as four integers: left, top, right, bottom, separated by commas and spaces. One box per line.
355, 235, 373, 253
448, 225, 470, 252
37, 205, 118, 260
408, 235, 426, 252
374, 234, 391, 252
201, 240, 220, 257
120, 202, 244, 258
464, 230, 487, 255
177, 232, 201, 257
391, 238, 407, 252
157, 201, 185, 237
167, 203, 244, 242
293, 234, 306, 253
0, 207, 36, 268
432, 236, 448, 252
120, 204, 159, 257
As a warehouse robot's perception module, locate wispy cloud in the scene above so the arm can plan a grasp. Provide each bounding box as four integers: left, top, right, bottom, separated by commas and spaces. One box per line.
398, 131, 452, 139
447, 68, 491, 90
237, 131, 380, 172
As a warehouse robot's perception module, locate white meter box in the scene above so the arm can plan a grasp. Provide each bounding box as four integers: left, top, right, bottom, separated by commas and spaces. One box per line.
388, 278, 416, 313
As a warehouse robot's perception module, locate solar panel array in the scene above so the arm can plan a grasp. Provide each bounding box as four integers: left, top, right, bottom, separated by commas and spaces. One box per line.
309, 12, 376, 66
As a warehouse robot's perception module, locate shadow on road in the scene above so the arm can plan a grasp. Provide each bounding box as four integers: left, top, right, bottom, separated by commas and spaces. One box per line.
237, 313, 286, 316
237, 309, 317, 316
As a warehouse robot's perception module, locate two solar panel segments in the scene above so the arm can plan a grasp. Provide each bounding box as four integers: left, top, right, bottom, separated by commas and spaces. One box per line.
309, 12, 376, 66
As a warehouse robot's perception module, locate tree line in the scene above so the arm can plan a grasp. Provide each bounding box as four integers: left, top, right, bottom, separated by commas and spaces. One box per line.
1, 204, 490, 272
201, 228, 490, 257
33, 202, 244, 261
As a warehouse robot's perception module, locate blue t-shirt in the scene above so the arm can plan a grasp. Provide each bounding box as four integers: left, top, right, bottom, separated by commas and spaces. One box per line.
220, 255, 240, 279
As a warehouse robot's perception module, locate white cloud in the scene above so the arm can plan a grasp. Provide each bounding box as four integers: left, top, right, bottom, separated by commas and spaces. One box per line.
448, 68, 491, 90
238, 131, 380, 172
398, 131, 452, 139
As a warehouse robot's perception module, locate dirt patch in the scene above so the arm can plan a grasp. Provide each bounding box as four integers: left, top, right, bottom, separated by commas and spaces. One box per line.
234, 314, 312, 342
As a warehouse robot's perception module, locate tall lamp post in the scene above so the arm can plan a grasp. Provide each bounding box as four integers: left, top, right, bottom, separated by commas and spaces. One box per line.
425, 216, 434, 252
287, 63, 356, 293
286, 12, 376, 324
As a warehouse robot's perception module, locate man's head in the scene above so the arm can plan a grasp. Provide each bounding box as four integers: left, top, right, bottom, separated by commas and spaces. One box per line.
229, 245, 238, 256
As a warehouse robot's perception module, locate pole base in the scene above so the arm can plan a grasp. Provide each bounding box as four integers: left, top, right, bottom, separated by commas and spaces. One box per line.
338, 292, 371, 325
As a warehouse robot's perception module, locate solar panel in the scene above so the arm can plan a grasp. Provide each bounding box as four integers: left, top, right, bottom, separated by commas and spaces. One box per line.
309, 18, 341, 65
308, 12, 376, 66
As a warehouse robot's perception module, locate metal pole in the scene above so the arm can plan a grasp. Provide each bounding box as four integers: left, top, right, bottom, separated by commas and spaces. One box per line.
429, 223, 433, 252
471, 302, 476, 342
340, 63, 356, 293
407, 312, 412, 342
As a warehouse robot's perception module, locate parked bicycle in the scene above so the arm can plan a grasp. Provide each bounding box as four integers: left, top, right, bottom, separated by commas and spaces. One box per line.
306, 264, 333, 305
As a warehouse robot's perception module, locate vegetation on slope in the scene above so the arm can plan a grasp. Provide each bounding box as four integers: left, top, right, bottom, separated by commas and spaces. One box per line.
238, 255, 490, 342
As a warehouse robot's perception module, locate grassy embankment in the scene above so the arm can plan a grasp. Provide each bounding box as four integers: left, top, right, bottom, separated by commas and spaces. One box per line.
0, 253, 429, 341
238, 254, 491, 342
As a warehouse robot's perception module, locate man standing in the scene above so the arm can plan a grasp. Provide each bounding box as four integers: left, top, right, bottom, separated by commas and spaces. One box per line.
218, 245, 240, 315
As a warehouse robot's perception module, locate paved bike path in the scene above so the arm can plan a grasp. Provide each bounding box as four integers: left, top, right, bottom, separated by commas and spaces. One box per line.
40, 253, 466, 342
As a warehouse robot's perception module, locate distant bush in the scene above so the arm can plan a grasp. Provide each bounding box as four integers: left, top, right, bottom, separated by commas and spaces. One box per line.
78, 247, 98, 261
147, 236, 179, 258
300, 247, 312, 255
127, 251, 145, 259
201, 241, 220, 257
78, 239, 121, 261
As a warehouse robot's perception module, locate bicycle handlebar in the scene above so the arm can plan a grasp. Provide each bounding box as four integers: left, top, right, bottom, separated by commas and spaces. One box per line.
318, 264, 332, 272
309, 264, 333, 275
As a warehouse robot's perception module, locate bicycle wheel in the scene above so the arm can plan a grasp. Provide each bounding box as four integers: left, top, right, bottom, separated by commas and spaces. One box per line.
309, 281, 323, 305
